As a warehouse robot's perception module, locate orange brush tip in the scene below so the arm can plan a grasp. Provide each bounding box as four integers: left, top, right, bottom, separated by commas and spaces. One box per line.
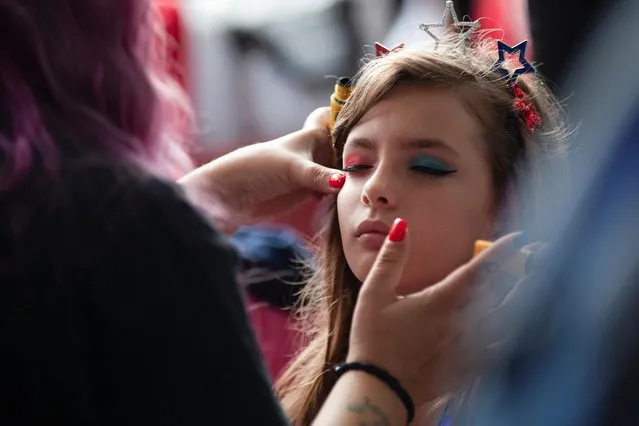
474, 240, 494, 257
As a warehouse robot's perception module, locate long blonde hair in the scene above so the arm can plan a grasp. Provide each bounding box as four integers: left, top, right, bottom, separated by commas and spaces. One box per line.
276, 33, 568, 425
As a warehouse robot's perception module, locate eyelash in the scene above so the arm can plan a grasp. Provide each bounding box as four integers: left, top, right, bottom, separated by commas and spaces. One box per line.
410, 165, 457, 176
342, 164, 457, 176
342, 164, 370, 172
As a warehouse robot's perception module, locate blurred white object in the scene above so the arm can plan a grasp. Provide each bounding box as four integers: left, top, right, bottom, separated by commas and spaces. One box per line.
181, 0, 395, 151
383, 0, 449, 46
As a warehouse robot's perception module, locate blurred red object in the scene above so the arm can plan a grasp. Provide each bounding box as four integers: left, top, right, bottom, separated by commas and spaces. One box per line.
473, 0, 533, 59
156, 0, 188, 88
247, 296, 302, 380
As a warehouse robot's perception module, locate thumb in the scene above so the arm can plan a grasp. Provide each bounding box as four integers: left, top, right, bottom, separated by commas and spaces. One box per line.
303, 106, 331, 130
295, 161, 345, 194
360, 218, 409, 306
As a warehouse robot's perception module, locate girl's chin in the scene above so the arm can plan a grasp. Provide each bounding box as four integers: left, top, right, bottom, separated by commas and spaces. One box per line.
349, 258, 436, 296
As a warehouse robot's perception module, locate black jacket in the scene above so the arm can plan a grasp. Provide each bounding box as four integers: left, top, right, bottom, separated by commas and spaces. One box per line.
1, 161, 288, 425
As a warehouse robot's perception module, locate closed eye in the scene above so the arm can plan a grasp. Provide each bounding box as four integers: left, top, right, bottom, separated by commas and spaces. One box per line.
410, 156, 457, 176
410, 165, 457, 176
343, 164, 372, 173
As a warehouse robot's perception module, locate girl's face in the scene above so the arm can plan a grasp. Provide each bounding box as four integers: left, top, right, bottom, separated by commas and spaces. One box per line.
337, 85, 496, 294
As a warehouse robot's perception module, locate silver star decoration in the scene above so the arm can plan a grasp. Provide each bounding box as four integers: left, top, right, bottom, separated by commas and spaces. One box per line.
419, 0, 480, 51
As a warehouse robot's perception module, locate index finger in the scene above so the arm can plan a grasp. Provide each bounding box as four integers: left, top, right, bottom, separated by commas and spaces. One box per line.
359, 218, 409, 307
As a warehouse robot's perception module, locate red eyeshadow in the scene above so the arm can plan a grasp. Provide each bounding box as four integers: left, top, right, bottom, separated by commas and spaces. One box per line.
343, 154, 366, 169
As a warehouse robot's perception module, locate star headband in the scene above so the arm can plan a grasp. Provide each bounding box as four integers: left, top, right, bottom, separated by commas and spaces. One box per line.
374, 0, 480, 58
491, 40, 542, 131
419, 0, 480, 50
374, 42, 405, 58
492, 40, 536, 84
329, 1, 542, 133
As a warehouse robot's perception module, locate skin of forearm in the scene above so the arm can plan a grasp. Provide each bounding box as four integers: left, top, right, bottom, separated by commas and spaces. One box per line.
312, 371, 408, 426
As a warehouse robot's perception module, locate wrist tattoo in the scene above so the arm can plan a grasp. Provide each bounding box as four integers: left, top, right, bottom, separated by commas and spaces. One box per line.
347, 397, 392, 426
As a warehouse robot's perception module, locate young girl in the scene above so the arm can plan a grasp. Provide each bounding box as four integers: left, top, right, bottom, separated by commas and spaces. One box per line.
275, 31, 568, 425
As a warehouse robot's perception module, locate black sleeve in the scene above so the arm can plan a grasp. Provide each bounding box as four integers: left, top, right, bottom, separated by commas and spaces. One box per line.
83, 178, 290, 426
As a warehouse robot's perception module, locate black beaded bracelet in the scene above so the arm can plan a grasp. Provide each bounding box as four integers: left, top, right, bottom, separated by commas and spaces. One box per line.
334, 362, 415, 424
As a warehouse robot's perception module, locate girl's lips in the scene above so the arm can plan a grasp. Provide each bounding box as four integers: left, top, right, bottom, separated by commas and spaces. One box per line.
356, 232, 387, 250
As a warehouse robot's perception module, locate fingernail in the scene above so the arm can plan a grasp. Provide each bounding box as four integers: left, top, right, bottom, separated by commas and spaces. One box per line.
388, 218, 407, 242
329, 173, 345, 189
513, 232, 529, 249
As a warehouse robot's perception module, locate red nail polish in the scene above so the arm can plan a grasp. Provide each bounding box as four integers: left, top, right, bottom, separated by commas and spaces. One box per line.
388, 218, 407, 242
329, 173, 345, 189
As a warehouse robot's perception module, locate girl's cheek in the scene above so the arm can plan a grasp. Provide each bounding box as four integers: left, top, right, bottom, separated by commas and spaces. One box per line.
338, 180, 364, 208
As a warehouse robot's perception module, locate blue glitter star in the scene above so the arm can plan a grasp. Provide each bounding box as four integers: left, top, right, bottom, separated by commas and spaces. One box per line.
493, 40, 536, 84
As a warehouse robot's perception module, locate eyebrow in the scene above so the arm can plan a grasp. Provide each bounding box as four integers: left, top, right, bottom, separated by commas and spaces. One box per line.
344, 137, 460, 156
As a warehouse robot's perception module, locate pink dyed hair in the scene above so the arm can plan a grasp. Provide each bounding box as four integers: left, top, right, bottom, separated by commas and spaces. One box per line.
0, 0, 193, 193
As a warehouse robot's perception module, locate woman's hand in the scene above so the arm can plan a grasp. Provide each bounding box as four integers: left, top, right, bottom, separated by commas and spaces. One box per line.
315, 221, 534, 426
178, 108, 343, 233
349, 227, 531, 405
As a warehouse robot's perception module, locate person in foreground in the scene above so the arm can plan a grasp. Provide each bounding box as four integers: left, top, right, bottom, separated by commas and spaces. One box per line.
0, 1, 526, 425
276, 22, 569, 426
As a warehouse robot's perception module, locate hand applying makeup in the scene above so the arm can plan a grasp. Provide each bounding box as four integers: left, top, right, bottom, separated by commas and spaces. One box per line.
178, 107, 344, 234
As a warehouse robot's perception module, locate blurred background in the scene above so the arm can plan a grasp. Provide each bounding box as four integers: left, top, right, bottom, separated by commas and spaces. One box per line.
157, 0, 531, 237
